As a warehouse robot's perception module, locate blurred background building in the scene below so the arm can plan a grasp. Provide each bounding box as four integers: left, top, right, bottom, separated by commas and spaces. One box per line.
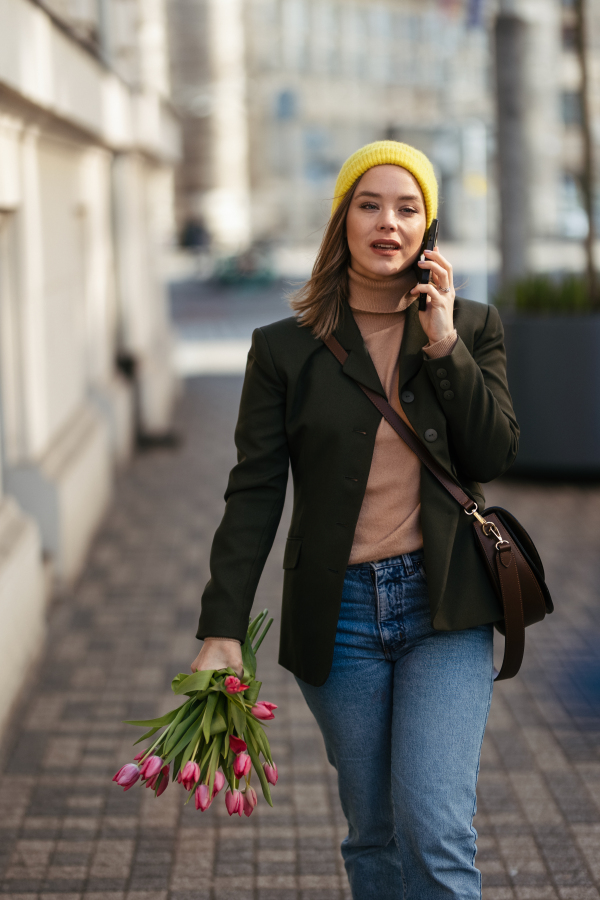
0, 0, 179, 729
168, 0, 600, 296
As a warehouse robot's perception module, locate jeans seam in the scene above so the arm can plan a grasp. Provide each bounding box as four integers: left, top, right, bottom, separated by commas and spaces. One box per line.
370, 566, 390, 660
470, 665, 494, 900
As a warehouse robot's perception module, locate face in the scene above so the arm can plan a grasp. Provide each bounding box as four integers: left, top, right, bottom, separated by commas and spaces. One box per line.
345, 165, 427, 280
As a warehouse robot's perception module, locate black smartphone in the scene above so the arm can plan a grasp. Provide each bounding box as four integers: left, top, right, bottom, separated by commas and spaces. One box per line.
418, 218, 439, 311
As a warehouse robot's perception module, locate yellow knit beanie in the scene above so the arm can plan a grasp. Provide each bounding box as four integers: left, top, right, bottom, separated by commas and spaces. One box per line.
332, 140, 438, 228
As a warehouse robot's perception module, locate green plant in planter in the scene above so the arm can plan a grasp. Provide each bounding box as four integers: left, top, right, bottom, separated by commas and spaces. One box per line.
494, 273, 593, 313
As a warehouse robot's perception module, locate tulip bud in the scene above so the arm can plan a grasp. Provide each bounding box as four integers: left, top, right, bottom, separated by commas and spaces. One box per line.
225, 788, 243, 816
263, 762, 278, 785
212, 770, 226, 797
134, 751, 146, 762
112, 763, 141, 790
243, 786, 258, 817
140, 755, 163, 780
181, 761, 201, 792
251, 701, 277, 720
228, 734, 247, 755
224, 675, 250, 694
195, 783, 212, 811
155, 766, 170, 797
233, 752, 252, 779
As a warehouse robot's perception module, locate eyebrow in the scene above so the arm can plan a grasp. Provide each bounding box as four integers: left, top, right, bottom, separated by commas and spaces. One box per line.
354, 190, 422, 202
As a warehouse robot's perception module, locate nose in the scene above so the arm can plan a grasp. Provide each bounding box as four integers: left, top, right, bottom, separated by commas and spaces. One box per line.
377, 208, 398, 231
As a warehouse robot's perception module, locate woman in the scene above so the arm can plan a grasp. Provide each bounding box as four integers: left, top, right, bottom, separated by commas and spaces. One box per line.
191, 141, 518, 898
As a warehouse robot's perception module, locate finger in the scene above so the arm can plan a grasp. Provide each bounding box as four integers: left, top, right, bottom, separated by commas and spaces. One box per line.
417, 258, 450, 284
410, 282, 451, 303
424, 247, 453, 280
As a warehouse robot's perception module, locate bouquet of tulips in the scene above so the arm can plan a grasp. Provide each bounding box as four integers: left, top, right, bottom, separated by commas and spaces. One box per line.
113, 610, 278, 817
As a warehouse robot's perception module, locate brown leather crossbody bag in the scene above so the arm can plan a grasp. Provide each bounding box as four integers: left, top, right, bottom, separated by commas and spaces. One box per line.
324, 335, 553, 681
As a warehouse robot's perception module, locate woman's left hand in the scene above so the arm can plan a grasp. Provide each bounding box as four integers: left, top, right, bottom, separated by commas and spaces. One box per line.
411, 246, 455, 344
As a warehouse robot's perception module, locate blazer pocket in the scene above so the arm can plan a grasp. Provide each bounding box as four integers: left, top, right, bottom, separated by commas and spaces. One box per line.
283, 538, 302, 570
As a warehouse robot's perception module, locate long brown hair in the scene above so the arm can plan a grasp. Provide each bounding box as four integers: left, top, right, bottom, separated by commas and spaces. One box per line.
289, 181, 359, 340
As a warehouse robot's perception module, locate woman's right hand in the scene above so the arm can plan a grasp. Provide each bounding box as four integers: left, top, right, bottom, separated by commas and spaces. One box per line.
190, 638, 243, 677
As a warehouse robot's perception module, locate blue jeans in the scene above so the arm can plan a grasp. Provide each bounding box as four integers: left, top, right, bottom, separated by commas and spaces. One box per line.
296, 551, 494, 900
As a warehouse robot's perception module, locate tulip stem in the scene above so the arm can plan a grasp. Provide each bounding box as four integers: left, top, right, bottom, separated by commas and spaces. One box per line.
252, 617, 274, 654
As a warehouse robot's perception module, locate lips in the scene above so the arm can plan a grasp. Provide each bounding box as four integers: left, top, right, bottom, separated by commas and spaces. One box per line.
371, 240, 401, 254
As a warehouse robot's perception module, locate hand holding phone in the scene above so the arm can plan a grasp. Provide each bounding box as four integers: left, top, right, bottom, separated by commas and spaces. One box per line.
418, 219, 439, 312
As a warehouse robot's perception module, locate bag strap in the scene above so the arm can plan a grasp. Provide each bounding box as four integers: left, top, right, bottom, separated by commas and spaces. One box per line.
323, 334, 522, 681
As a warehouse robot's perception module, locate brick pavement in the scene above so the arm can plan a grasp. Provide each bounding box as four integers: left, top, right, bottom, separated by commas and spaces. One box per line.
0, 373, 599, 900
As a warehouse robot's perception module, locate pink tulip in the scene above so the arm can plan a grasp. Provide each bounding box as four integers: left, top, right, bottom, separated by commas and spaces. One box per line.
229, 734, 247, 755
134, 750, 146, 762
233, 752, 252, 779
195, 783, 212, 811
212, 770, 226, 797
243, 786, 258, 817
225, 788, 243, 816
147, 764, 170, 792
112, 763, 141, 790
263, 762, 278, 785
140, 755, 163, 780
224, 675, 250, 694
251, 701, 277, 720
156, 766, 170, 797
181, 761, 201, 792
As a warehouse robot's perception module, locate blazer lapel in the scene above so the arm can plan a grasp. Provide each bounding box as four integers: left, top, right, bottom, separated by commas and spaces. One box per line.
398, 300, 428, 390
332, 304, 387, 398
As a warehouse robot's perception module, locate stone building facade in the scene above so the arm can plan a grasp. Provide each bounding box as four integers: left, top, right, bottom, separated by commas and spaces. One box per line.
0, 0, 179, 731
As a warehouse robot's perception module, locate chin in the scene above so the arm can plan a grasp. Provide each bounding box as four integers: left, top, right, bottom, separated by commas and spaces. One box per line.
362, 255, 409, 279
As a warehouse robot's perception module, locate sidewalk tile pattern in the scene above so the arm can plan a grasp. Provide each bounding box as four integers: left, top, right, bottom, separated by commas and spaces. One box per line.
0, 375, 599, 900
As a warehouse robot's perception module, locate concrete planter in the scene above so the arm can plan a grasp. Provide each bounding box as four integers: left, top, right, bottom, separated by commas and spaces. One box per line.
501, 313, 600, 475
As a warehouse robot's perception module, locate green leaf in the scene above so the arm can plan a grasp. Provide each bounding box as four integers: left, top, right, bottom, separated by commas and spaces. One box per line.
164, 702, 202, 755
244, 680, 261, 705
132, 725, 162, 745
241, 637, 257, 681
164, 713, 207, 765
207, 733, 223, 797
246, 736, 273, 806
172, 749, 184, 781
246, 716, 273, 765
202, 692, 219, 742
180, 721, 204, 770
124, 708, 180, 728
228, 696, 246, 735
173, 670, 214, 695
210, 711, 227, 735
171, 673, 190, 693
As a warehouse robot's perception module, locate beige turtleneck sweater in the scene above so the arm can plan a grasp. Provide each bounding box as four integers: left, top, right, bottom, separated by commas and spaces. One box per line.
348, 267, 457, 565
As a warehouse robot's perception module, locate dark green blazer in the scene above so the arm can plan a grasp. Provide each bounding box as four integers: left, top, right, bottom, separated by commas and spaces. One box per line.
197, 297, 519, 686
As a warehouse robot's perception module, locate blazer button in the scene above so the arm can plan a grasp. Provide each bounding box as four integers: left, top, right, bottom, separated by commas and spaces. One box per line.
424, 429, 438, 442
436, 368, 447, 378
401, 390, 414, 403
440, 380, 451, 390
443, 390, 455, 400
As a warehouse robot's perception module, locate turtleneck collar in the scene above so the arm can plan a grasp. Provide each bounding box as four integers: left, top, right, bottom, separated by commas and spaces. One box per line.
348, 265, 418, 314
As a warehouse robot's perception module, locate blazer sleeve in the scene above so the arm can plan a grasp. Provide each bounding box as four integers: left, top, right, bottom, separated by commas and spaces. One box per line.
196, 327, 289, 643
423, 303, 519, 483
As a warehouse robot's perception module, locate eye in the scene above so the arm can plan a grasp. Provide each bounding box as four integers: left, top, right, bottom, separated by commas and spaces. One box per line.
400, 206, 418, 215
360, 202, 378, 210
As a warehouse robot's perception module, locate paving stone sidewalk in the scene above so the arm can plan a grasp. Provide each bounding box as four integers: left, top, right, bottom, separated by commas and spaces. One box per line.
0, 374, 599, 900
